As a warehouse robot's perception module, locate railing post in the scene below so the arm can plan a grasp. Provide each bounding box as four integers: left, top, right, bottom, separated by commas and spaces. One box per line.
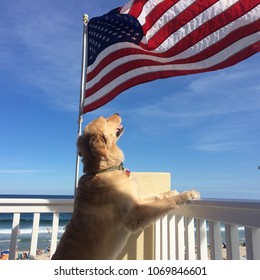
176, 216, 185, 260
154, 219, 161, 260
30, 213, 40, 259
185, 217, 196, 260
9, 213, 20, 260
209, 221, 222, 260
225, 224, 240, 260
50, 212, 60, 259
196, 219, 208, 260
161, 215, 168, 260
245, 227, 260, 260
168, 214, 176, 260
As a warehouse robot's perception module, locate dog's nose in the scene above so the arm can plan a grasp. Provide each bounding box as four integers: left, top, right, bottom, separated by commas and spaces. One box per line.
114, 113, 120, 116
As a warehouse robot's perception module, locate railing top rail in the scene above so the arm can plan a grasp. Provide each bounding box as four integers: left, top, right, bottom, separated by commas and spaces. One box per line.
0, 197, 259, 206
0, 198, 74, 214
0, 197, 260, 226
0, 197, 259, 211
174, 198, 260, 228
189, 198, 260, 210
0, 198, 74, 205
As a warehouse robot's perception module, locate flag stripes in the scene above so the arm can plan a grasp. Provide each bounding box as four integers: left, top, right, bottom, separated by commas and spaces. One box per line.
83, 0, 260, 113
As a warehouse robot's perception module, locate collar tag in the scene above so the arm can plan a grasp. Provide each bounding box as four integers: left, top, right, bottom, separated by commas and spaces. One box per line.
125, 169, 131, 177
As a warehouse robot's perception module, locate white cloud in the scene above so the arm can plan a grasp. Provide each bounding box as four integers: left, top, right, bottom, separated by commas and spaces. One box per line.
0, 169, 52, 174
193, 141, 241, 152
118, 56, 260, 151
0, 0, 82, 111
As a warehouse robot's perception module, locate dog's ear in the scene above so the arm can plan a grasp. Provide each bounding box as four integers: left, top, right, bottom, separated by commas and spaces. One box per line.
89, 134, 109, 160
77, 135, 86, 157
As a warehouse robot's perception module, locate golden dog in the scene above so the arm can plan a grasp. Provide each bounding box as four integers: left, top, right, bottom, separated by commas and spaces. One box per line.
52, 113, 200, 260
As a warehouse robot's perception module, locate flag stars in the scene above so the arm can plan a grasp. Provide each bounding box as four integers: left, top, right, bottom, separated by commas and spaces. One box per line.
88, 10, 143, 66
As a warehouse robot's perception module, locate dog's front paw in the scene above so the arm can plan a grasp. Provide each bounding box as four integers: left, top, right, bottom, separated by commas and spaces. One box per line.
175, 190, 200, 205
184, 190, 200, 200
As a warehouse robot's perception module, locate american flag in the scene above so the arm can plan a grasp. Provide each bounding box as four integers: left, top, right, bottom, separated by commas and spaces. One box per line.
83, 0, 260, 113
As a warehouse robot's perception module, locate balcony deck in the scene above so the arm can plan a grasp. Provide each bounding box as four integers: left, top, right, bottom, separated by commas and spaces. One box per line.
0, 197, 259, 260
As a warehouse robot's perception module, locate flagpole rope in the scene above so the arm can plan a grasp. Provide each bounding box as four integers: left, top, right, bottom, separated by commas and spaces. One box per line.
74, 14, 89, 195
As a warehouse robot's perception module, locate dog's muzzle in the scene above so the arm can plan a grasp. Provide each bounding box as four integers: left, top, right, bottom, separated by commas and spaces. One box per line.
116, 124, 124, 137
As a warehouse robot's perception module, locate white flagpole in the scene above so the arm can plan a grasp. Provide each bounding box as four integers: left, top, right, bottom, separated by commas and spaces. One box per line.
74, 14, 89, 194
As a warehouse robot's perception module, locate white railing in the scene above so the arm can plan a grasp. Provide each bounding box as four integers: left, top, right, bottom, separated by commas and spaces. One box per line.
154, 199, 260, 260
0, 198, 73, 260
0, 198, 260, 260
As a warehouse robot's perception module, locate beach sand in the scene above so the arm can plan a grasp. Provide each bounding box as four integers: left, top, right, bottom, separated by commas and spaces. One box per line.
221, 246, 247, 260
14, 250, 50, 260
35, 253, 50, 260
5, 245, 246, 260
19, 246, 248, 260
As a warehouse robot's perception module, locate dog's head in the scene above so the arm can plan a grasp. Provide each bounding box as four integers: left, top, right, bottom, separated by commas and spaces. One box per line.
77, 113, 124, 173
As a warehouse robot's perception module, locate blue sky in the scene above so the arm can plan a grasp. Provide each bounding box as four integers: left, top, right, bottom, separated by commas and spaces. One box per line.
0, 0, 259, 199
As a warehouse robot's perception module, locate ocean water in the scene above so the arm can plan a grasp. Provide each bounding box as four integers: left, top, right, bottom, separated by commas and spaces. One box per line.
0, 195, 72, 252
0, 212, 72, 252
